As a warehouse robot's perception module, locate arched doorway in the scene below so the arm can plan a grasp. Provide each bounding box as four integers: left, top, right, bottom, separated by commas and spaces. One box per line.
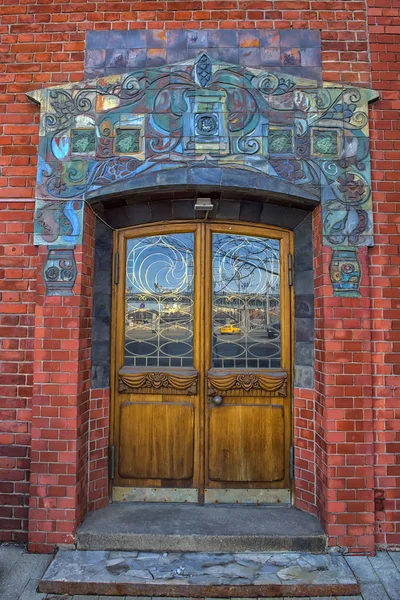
111, 220, 293, 504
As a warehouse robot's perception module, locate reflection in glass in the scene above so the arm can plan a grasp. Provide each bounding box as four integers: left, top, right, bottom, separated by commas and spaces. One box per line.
124, 234, 194, 368
212, 234, 281, 369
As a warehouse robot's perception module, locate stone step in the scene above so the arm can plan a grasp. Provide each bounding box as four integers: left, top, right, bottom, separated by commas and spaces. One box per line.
77, 503, 327, 554
40, 549, 360, 598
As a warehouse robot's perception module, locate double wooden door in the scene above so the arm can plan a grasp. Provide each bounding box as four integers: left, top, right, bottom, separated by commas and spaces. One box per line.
111, 221, 293, 504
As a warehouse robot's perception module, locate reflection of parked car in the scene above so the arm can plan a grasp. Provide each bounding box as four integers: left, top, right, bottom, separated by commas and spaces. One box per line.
266, 326, 279, 339
220, 324, 241, 334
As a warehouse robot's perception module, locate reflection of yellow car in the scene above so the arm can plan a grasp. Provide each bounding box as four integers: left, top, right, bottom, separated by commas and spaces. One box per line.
220, 324, 241, 335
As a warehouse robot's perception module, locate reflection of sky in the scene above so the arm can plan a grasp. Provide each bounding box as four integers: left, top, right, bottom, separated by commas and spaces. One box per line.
213, 234, 280, 295
126, 234, 194, 295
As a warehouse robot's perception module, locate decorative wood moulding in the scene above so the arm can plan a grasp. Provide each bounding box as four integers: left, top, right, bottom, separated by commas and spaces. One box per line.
207, 370, 287, 397
118, 368, 198, 395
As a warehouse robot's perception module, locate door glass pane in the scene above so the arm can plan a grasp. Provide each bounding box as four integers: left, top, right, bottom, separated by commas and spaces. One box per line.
124, 233, 194, 368
212, 233, 281, 369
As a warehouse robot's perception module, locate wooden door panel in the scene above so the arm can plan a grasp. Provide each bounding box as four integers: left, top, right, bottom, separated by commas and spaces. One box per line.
112, 222, 293, 502
208, 404, 285, 482
119, 401, 194, 480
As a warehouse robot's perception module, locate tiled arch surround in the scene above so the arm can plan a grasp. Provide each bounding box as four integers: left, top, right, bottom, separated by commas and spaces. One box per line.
27, 31, 378, 554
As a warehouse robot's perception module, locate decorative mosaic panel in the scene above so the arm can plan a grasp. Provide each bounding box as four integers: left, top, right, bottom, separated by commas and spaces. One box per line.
28, 53, 378, 253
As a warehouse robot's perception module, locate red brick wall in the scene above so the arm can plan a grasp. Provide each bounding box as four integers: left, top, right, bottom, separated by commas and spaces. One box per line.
368, 0, 400, 549
313, 215, 376, 554
0, 201, 37, 542
88, 388, 110, 513
0, 1, 399, 553
27, 208, 95, 553
294, 387, 317, 515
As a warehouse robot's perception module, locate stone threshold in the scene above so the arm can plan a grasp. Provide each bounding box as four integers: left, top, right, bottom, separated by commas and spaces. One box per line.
40, 550, 360, 598
77, 503, 327, 554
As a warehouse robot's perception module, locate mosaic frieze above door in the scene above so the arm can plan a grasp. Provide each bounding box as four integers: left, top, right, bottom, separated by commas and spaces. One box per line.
28, 53, 378, 251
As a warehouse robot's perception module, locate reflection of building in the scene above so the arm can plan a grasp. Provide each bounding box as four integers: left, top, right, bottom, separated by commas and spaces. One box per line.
126, 294, 193, 329
126, 309, 157, 329
213, 292, 280, 331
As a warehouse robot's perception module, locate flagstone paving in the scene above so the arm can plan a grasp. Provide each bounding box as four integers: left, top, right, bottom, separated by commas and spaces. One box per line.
0, 544, 399, 600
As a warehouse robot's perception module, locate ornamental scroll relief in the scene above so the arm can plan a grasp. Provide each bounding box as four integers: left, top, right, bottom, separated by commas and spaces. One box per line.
118, 369, 198, 395
207, 370, 287, 397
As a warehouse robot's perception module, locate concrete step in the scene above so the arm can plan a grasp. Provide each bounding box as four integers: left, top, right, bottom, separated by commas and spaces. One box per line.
40, 549, 360, 597
77, 503, 327, 553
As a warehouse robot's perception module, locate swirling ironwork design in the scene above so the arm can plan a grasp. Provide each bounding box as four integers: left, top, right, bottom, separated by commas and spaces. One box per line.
124, 233, 194, 368
212, 233, 281, 370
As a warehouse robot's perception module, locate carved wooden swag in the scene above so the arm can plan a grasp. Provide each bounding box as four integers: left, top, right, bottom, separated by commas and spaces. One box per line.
119, 369, 198, 395
207, 371, 287, 397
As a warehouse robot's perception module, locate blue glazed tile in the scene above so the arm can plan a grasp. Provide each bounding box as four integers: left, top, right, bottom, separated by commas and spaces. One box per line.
280, 29, 301, 48
85, 67, 105, 79
187, 48, 208, 60
166, 49, 189, 64
207, 47, 239, 64
86, 49, 106, 68
281, 48, 301, 66
187, 30, 208, 48
281, 66, 302, 78
86, 32, 103, 50
300, 66, 322, 81
146, 30, 167, 48
259, 30, 280, 48
260, 46, 280, 66
105, 49, 127, 69
104, 31, 128, 49
126, 48, 147, 69
125, 30, 147, 49
146, 48, 167, 67
239, 48, 261, 67
188, 166, 222, 186
239, 30, 260, 48
300, 29, 321, 47
300, 47, 322, 67
209, 30, 238, 48
167, 30, 188, 49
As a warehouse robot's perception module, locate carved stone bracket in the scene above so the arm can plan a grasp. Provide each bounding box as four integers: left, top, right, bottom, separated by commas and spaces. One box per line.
207, 370, 287, 397
118, 368, 198, 395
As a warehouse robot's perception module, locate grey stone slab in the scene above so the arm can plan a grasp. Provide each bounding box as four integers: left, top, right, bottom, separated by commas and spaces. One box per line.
389, 551, 400, 571
1, 552, 52, 599
359, 582, 391, 600
294, 270, 314, 295
295, 317, 314, 343
295, 295, 314, 319
18, 578, 47, 600
388, 552, 400, 571
295, 342, 314, 367
346, 555, 380, 583
373, 568, 400, 600
0, 545, 26, 578
369, 553, 397, 572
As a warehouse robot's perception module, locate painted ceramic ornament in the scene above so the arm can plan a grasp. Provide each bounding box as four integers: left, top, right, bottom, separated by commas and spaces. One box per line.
43, 247, 77, 296
27, 53, 378, 255
329, 248, 361, 297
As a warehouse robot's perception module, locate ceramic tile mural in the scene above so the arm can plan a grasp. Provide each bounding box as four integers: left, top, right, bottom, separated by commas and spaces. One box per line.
28, 54, 378, 244
28, 37, 378, 296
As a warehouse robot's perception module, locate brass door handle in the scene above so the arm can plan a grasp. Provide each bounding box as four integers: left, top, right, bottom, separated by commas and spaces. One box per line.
209, 395, 223, 406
